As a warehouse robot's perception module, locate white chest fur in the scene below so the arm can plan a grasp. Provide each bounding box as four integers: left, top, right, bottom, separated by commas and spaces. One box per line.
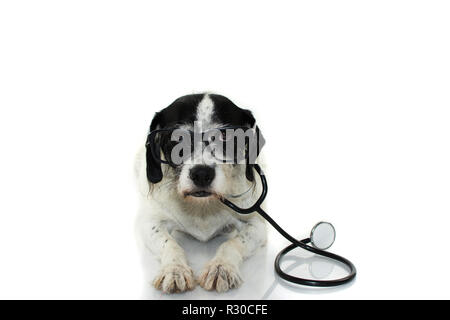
165, 207, 243, 242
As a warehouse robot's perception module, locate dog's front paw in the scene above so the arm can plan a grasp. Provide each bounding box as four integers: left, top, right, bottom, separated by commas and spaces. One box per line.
199, 259, 243, 293
153, 263, 196, 293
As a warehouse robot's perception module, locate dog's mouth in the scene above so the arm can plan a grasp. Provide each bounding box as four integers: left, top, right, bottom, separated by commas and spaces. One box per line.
184, 190, 213, 198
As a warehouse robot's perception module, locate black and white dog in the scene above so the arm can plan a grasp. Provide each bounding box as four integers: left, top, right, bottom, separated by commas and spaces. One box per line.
135, 93, 266, 293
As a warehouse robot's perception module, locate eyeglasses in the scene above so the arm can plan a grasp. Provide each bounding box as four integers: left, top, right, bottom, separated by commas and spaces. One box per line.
146, 125, 264, 166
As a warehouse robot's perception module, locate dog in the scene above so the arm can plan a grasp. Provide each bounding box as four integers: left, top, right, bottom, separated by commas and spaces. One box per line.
135, 93, 266, 293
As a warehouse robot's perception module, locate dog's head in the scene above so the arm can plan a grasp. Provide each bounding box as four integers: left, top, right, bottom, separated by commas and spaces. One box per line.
145, 93, 264, 202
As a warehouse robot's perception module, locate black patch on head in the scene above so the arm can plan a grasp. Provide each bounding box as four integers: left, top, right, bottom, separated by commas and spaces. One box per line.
155, 94, 204, 129
209, 94, 256, 127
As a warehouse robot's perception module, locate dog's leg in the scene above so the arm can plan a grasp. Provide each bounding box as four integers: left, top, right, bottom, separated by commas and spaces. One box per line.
142, 220, 195, 293
199, 216, 266, 292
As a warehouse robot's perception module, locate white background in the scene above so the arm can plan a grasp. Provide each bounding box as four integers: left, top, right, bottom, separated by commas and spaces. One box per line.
0, 1, 449, 299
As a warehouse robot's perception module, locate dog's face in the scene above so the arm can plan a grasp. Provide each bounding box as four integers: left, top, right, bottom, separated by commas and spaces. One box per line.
146, 94, 262, 202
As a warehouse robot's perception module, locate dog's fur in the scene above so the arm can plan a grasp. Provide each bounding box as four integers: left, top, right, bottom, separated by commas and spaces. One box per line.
135, 93, 266, 293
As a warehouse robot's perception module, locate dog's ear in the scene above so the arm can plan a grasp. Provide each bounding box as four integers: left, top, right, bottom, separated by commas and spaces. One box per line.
242, 110, 265, 182
146, 112, 163, 184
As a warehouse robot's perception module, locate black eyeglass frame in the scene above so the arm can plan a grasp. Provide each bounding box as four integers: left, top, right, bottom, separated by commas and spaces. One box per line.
145, 125, 258, 165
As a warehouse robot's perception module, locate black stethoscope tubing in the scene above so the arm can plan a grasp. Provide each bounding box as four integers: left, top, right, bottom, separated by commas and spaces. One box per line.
220, 164, 357, 287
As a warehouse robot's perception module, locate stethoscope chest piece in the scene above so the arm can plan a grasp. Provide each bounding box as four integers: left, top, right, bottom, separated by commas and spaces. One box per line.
310, 222, 336, 250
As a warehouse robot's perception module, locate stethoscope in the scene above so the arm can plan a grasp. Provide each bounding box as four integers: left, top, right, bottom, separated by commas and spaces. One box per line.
219, 163, 357, 287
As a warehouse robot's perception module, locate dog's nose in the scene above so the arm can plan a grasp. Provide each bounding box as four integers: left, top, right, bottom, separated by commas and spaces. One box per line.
189, 165, 215, 188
